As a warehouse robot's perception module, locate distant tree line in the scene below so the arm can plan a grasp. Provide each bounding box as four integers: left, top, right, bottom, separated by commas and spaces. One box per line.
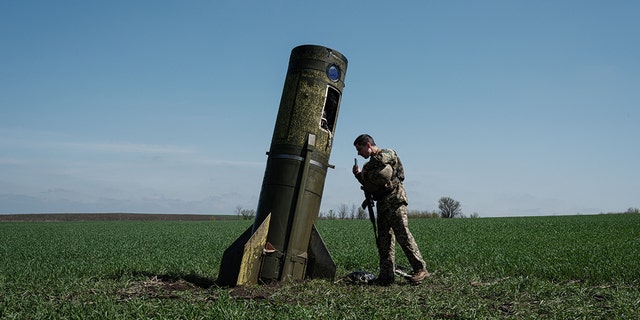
236, 202, 639, 221
625, 207, 640, 214
320, 196, 478, 219
235, 206, 256, 220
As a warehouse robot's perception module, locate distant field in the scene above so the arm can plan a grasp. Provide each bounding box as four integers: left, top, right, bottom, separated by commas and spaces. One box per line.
1, 214, 638, 318
0, 213, 232, 222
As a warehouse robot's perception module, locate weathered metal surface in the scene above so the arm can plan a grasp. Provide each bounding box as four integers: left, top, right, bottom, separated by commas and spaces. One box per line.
236, 214, 271, 286
217, 45, 347, 286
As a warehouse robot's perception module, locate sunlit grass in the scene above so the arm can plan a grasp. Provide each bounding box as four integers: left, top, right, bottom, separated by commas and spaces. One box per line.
1, 214, 639, 318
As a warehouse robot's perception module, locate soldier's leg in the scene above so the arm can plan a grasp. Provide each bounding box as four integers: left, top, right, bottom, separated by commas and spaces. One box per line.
390, 204, 426, 272
376, 205, 396, 282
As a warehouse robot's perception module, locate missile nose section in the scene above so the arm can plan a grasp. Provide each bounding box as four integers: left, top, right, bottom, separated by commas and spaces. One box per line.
217, 45, 348, 286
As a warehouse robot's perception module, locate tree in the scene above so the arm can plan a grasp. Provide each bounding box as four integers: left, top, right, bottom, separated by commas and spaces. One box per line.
241, 209, 255, 220
439, 196, 462, 218
338, 204, 349, 219
626, 207, 640, 214
235, 206, 255, 220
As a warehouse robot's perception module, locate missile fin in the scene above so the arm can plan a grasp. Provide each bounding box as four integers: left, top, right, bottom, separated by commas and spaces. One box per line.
305, 224, 336, 281
217, 214, 271, 286
237, 214, 271, 285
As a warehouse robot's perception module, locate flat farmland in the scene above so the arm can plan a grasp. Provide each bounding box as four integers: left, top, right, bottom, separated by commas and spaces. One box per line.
1, 214, 638, 319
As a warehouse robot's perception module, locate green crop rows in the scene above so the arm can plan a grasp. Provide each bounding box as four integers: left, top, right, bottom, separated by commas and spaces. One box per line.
1, 214, 639, 319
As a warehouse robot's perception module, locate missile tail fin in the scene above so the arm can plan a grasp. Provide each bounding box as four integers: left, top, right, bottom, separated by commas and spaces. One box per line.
305, 224, 336, 281
217, 214, 272, 286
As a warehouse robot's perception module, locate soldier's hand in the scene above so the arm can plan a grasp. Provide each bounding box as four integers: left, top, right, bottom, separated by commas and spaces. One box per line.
352, 165, 360, 175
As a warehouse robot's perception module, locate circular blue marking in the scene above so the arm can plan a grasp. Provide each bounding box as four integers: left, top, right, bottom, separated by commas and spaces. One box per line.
327, 65, 340, 82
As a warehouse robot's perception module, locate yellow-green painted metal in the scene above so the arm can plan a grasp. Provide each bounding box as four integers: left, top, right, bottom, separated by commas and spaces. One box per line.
217, 214, 272, 286
217, 45, 347, 286
236, 214, 271, 286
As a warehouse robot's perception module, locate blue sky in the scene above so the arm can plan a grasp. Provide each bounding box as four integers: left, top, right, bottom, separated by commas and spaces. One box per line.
1, 1, 638, 217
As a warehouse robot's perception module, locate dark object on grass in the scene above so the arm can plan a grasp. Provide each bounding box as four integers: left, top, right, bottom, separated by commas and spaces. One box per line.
344, 271, 376, 284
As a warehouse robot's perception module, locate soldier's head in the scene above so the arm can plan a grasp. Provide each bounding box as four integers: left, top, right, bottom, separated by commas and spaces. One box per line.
354, 134, 378, 159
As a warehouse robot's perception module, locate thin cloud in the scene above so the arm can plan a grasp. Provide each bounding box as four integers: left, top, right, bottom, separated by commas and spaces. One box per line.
190, 158, 264, 168
0, 128, 194, 155
57, 141, 195, 154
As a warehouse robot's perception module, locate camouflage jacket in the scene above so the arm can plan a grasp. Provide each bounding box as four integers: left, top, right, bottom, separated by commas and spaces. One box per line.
356, 148, 408, 204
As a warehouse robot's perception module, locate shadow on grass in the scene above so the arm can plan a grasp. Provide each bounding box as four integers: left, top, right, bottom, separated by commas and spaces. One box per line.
112, 270, 217, 289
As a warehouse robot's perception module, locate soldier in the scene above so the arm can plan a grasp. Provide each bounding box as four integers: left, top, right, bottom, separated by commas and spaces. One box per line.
352, 134, 429, 285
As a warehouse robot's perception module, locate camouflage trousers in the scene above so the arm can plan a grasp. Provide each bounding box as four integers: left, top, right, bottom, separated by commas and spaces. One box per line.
376, 200, 426, 280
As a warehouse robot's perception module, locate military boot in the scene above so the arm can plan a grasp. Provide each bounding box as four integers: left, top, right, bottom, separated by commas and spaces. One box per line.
409, 269, 430, 284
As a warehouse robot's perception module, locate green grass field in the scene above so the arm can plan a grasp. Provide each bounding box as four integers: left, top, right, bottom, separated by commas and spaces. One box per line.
1, 214, 639, 319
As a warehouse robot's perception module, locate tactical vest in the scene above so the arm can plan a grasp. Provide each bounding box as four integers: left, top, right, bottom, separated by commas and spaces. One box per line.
364, 149, 404, 199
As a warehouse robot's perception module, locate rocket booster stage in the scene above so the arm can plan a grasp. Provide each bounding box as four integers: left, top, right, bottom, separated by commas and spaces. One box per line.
217, 45, 348, 286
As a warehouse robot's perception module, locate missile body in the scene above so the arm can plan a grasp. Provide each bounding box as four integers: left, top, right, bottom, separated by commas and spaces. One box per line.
217, 45, 348, 286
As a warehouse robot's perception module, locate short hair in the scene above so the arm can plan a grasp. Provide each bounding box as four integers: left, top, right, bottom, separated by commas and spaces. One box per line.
354, 134, 376, 147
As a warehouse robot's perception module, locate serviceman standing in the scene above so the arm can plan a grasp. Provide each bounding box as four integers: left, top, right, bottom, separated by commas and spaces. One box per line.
352, 134, 429, 285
